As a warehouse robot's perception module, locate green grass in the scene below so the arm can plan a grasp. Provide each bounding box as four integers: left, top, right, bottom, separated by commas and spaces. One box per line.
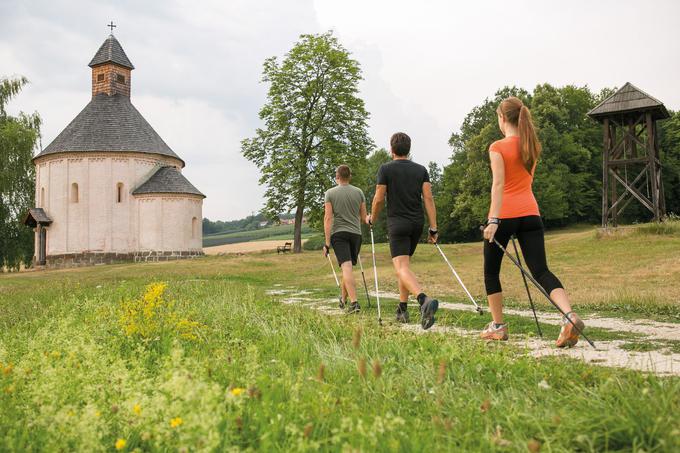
1, 223, 680, 451
253, 232, 315, 242
203, 224, 312, 247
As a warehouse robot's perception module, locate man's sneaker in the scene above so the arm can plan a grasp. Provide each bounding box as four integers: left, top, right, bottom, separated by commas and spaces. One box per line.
348, 301, 361, 314
420, 297, 439, 330
480, 321, 509, 341
396, 306, 410, 323
556, 312, 585, 348
338, 297, 346, 310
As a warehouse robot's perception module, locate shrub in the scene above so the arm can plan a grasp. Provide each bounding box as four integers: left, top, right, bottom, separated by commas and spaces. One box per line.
634, 216, 680, 236
303, 234, 325, 251
118, 282, 203, 345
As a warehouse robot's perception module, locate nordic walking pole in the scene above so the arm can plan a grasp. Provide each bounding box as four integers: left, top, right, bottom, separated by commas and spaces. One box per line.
433, 242, 483, 314
358, 255, 371, 308
511, 236, 543, 338
326, 253, 344, 308
480, 227, 595, 348
369, 226, 382, 325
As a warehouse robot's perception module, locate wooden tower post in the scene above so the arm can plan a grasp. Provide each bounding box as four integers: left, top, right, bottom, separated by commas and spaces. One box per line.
588, 83, 669, 227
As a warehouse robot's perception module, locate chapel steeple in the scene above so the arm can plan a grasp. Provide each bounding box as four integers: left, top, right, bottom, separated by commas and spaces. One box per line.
88, 27, 134, 98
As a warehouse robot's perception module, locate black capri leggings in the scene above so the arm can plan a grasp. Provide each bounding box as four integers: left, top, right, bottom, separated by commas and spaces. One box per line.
483, 215, 563, 295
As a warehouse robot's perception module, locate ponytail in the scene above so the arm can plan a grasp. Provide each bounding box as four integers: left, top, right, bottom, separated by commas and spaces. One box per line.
497, 97, 542, 172
517, 105, 541, 172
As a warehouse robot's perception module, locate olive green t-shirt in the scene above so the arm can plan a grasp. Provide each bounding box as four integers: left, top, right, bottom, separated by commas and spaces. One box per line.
324, 184, 365, 236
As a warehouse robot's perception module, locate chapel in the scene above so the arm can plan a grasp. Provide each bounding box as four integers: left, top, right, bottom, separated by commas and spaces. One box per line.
24, 32, 205, 267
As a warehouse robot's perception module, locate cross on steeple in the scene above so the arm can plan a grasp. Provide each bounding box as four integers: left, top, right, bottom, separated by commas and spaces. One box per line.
107, 21, 116, 33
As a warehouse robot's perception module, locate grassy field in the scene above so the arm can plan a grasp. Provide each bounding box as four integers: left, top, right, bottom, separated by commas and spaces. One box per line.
1, 224, 679, 451
203, 224, 313, 247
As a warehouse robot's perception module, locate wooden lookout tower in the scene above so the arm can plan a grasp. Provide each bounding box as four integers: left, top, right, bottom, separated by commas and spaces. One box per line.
588, 83, 669, 227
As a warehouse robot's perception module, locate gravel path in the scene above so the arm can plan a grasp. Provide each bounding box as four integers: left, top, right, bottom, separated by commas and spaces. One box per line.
267, 287, 680, 376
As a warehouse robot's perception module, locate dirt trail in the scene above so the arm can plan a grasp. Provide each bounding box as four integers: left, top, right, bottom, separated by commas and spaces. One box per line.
203, 239, 307, 255
375, 291, 680, 342
266, 287, 680, 376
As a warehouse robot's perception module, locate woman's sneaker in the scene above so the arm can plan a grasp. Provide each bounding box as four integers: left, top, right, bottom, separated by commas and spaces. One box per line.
338, 297, 346, 310
348, 301, 361, 314
480, 322, 509, 341
556, 312, 584, 348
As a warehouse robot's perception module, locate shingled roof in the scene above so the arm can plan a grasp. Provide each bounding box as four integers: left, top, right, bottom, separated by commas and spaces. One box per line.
23, 208, 53, 227
588, 82, 669, 121
132, 166, 205, 197
35, 93, 184, 165
89, 34, 134, 69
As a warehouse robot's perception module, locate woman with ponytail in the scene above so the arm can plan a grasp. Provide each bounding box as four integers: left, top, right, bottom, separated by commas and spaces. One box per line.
481, 96, 585, 347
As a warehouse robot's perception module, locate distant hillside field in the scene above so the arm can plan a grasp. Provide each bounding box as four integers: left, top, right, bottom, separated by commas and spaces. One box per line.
202, 224, 313, 247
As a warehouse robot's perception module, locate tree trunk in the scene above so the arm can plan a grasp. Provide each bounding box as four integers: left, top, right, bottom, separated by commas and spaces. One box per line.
292, 156, 308, 254
293, 201, 305, 253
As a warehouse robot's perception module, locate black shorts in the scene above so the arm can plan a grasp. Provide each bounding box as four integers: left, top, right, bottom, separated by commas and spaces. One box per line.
331, 231, 362, 266
387, 219, 423, 258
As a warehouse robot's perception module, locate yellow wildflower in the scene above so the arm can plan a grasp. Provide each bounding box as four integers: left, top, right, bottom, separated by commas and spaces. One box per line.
230, 387, 245, 396
2, 363, 12, 375
115, 438, 126, 450
170, 417, 183, 428
133, 404, 142, 416
95, 411, 101, 418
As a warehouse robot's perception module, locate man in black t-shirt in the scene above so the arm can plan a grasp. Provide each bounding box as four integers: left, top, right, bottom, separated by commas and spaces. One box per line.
367, 132, 440, 330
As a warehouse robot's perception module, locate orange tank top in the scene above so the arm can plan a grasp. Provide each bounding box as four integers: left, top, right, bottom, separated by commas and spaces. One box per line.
489, 136, 540, 219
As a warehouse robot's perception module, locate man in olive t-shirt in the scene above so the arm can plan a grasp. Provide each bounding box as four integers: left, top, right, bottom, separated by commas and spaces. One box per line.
323, 165, 368, 313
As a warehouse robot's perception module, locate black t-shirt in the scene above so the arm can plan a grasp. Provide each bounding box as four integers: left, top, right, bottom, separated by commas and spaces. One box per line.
376, 159, 430, 224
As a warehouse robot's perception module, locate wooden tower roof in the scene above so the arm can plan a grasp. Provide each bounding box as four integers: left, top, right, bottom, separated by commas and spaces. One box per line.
588, 82, 669, 122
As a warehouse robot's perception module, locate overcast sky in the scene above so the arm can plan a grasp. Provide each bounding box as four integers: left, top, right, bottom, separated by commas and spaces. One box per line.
2, 0, 679, 220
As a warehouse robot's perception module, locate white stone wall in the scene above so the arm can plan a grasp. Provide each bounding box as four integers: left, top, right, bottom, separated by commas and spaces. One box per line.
137, 195, 203, 251
34, 152, 202, 256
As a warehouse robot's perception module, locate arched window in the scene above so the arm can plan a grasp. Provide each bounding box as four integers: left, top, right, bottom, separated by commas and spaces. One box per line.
71, 183, 79, 203
192, 217, 198, 239
116, 182, 124, 203
40, 187, 45, 207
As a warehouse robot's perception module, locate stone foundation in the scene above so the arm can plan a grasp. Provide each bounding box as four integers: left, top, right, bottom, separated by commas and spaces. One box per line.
43, 250, 204, 269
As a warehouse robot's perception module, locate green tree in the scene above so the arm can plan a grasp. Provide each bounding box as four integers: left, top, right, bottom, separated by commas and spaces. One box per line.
0, 76, 41, 271
354, 148, 391, 243
427, 161, 442, 198
658, 110, 680, 216
242, 31, 373, 253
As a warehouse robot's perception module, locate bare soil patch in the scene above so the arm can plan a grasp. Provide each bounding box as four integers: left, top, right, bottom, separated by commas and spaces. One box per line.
203, 239, 308, 255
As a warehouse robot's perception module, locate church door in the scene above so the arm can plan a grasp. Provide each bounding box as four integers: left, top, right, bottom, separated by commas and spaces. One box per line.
38, 227, 47, 265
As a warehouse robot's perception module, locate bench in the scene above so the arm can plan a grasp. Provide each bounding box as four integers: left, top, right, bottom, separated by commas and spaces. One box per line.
277, 242, 292, 254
